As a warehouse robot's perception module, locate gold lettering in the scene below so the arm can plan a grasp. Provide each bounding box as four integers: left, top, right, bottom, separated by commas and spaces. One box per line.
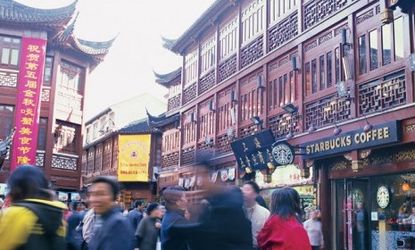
366, 131, 372, 141
330, 139, 336, 149
335, 138, 340, 148
319, 142, 325, 151
306, 146, 311, 154
315, 143, 320, 153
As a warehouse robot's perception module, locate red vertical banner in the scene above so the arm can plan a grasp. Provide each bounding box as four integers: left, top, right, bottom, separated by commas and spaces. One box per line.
11, 37, 47, 171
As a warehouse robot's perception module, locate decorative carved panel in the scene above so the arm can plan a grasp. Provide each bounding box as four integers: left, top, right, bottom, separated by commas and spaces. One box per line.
218, 54, 237, 83
305, 95, 351, 129
183, 83, 197, 105
268, 113, 300, 139
240, 36, 264, 69
41, 87, 50, 102
268, 12, 298, 52
358, 72, 406, 115
216, 134, 232, 154
0, 69, 17, 87
303, 0, 348, 30
181, 146, 195, 165
304, 40, 318, 52
168, 94, 181, 111
36, 152, 45, 168
162, 151, 179, 168
239, 124, 257, 138
356, 8, 374, 25
199, 70, 216, 95
318, 31, 333, 45
51, 154, 77, 171
361, 144, 415, 168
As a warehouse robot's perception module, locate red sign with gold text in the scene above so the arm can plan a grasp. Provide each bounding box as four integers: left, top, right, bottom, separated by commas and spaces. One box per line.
11, 37, 47, 171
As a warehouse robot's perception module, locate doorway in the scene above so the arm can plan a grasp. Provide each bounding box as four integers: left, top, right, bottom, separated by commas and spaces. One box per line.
334, 179, 370, 250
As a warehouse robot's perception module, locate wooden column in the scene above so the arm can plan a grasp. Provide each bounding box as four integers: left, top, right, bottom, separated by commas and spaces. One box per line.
215, 23, 220, 85
263, 64, 269, 129
318, 163, 331, 250
237, 2, 242, 71
347, 12, 357, 119
263, 0, 270, 55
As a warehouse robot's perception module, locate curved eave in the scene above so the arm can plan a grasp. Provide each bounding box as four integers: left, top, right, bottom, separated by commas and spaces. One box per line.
72, 37, 115, 56
147, 111, 180, 129
154, 67, 181, 87
0, 0, 77, 27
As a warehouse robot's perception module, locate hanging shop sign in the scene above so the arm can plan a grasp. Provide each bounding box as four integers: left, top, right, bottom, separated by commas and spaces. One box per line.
231, 129, 275, 171
272, 142, 295, 165
118, 134, 151, 182
303, 121, 401, 159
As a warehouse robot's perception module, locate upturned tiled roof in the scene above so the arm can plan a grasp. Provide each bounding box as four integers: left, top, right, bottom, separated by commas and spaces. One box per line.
154, 67, 181, 86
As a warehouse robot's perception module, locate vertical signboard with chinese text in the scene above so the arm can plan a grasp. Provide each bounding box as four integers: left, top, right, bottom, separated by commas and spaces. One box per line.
118, 134, 151, 182
11, 37, 47, 170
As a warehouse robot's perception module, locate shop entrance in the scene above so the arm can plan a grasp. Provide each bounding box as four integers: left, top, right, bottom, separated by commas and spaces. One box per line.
334, 179, 370, 250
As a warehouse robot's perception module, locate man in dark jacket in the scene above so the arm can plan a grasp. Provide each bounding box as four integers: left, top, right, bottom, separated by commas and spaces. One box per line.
0, 165, 67, 250
171, 186, 253, 250
161, 186, 189, 250
67, 201, 85, 250
127, 200, 144, 230
87, 176, 134, 250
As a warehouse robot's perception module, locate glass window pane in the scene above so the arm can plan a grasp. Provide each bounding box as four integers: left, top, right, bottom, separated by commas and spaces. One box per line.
305, 62, 311, 96
335, 47, 341, 83
394, 17, 404, 60
369, 30, 378, 70
358, 35, 367, 75
311, 59, 317, 93
10, 49, 19, 65
1, 48, 10, 64
319, 55, 325, 90
382, 23, 392, 65
327, 51, 333, 87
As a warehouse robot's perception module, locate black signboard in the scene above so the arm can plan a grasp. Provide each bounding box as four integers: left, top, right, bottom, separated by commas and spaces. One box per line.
231, 129, 275, 170
302, 121, 401, 159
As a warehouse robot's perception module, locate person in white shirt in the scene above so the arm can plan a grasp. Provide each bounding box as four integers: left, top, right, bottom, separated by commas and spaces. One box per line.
242, 181, 270, 250
304, 209, 324, 250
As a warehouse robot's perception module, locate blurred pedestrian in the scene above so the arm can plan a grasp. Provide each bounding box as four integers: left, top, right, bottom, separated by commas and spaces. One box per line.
258, 187, 311, 250
135, 202, 162, 250
128, 200, 144, 230
67, 201, 85, 250
87, 176, 134, 250
0, 197, 4, 209
0, 165, 67, 250
304, 209, 324, 250
160, 186, 189, 250
171, 186, 253, 250
242, 181, 270, 249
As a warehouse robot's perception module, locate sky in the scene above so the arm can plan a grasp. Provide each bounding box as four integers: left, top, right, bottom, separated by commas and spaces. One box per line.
19, 0, 215, 119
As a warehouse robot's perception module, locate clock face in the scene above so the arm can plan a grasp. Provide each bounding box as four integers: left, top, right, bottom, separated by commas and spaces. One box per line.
377, 186, 390, 209
272, 143, 294, 166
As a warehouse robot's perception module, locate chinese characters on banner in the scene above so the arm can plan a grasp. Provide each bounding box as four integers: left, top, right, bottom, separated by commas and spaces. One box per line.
11, 37, 47, 171
118, 134, 151, 182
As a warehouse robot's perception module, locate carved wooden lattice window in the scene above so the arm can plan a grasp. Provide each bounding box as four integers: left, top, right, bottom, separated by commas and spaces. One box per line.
162, 129, 180, 153
103, 140, 112, 170
304, 25, 345, 96
59, 61, 83, 94
219, 16, 238, 60
269, 0, 297, 24
303, 0, 347, 30
240, 73, 265, 123
95, 144, 103, 172
268, 54, 296, 111
200, 35, 216, 75
87, 148, 95, 174
241, 0, 264, 45
217, 86, 236, 134
184, 49, 198, 86
54, 121, 78, 155
198, 99, 215, 139
183, 110, 196, 146
355, 4, 405, 78
305, 95, 351, 129
0, 35, 20, 69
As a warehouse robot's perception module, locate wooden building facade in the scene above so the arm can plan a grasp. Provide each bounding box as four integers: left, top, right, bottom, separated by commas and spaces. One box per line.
0, 0, 113, 191
155, 0, 415, 249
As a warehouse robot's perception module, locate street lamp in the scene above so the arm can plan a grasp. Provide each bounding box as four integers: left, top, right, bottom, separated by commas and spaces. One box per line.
251, 116, 263, 130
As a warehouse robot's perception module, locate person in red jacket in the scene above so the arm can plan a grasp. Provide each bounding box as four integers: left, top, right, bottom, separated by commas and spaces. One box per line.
257, 187, 311, 250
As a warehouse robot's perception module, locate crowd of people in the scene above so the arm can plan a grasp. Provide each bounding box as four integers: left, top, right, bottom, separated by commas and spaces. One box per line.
0, 165, 324, 250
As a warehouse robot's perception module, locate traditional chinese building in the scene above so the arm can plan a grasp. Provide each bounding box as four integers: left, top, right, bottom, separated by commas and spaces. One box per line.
0, 0, 114, 192
154, 0, 415, 248
82, 94, 166, 205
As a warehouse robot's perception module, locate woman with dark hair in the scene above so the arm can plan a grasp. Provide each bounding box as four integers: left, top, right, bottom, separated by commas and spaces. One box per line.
257, 187, 311, 250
